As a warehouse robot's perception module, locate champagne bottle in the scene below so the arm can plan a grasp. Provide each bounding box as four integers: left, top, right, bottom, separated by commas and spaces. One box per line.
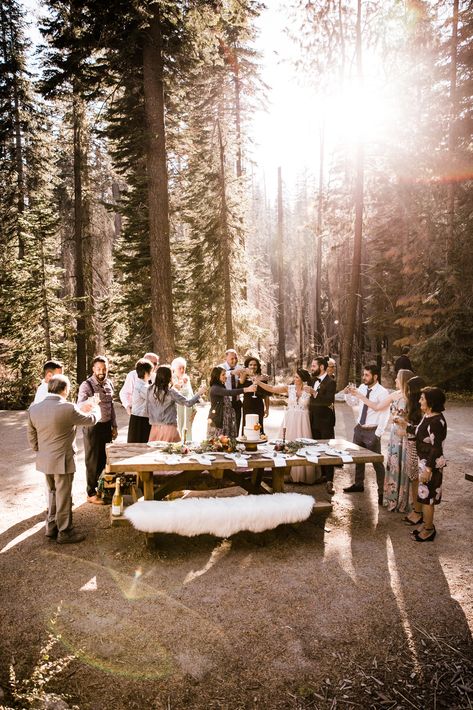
112, 477, 123, 516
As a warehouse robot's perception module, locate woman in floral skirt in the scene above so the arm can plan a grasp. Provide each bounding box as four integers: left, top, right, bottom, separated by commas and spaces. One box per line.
407, 387, 447, 542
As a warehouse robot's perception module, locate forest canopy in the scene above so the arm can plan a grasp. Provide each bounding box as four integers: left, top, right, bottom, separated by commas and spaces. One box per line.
1, 0, 472, 407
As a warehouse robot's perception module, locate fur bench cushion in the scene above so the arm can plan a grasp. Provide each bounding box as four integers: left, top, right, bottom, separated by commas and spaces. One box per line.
124, 493, 315, 537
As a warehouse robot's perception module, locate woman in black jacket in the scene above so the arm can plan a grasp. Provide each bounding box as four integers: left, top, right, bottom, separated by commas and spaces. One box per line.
207, 366, 256, 439
406, 387, 447, 542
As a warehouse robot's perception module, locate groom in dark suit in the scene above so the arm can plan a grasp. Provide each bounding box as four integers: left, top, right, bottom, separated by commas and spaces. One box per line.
309, 357, 337, 494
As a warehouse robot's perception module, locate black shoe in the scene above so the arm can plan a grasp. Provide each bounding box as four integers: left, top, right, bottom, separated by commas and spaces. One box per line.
57, 529, 86, 545
343, 484, 364, 493
413, 527, 436, 542
403, 513, 423, 526
45, 527, 58, 539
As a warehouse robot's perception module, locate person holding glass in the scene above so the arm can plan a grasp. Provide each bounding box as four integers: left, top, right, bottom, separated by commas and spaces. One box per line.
256, 368, 315, 484
147, 366, 205, 443
208, 366, 256, 439
399, 376, 426, 526
348, 368, 414, 512
171, 357, 195, 439
239, 356, 270, 435
406, 387, 447, 541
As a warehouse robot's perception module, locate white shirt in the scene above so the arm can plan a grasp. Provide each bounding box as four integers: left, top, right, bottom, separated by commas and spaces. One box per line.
312, 372, 328, 392
33, 380, 49, 404
119, 370, 137, 409
346, 382, 390, 438
131, 378, 151, 417
218, 361, 242, 388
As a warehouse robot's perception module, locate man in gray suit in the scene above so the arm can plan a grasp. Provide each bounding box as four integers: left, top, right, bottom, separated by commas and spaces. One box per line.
27, 374, 101, 544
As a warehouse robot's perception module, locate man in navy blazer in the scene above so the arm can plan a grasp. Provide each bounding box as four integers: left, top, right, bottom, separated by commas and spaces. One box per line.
27, 375, 101, 544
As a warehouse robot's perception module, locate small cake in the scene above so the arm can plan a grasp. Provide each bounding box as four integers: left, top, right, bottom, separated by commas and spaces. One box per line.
244, 414, 261, 441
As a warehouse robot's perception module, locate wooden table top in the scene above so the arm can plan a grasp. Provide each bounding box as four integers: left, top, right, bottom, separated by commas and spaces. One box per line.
105, 439, 384, 473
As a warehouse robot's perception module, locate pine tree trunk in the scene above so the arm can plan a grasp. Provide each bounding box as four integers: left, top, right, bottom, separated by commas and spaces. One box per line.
217, 117, 234, 349
276, 167, 287, 367
143, 10, 175, 361
314, 120, 325, 349
234, 62, 242, 179
338, 0, 364, 389
12, 78, 25, 259
446, 0, 459, 267
72, 89, 87, 384
39, 238, 52, 359
233, 58, 247, 301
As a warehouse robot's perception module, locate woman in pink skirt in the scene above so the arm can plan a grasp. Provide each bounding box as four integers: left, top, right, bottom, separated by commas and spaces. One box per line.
146, 365, 205, 442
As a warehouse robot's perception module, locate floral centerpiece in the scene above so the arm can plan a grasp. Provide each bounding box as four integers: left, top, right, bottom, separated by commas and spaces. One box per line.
160, 442, 193, 454
273, 440, 305, 455
194, 435, 238, 453
157, 436, 238, 454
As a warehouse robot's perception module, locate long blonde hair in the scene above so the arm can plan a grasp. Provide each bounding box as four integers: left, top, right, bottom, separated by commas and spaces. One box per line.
397, 369, 414, 398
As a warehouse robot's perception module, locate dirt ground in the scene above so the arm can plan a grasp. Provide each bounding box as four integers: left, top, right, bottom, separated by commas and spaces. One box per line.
0, 400, 472, 710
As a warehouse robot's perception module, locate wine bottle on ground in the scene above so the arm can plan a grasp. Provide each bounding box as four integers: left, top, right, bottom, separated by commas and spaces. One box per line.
112, 477, 123, 516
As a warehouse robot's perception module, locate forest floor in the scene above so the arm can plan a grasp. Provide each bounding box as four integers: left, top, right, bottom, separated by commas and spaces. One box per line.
0, 400, 472, 710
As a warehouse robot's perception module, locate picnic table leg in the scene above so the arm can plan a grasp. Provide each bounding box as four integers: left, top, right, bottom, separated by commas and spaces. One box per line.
272, 467, 286, 493
141, 472, 154, 501
211, 467, 224, 480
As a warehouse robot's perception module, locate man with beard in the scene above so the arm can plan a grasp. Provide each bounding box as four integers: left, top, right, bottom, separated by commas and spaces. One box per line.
344, 364, 389, 504
308, 357, 337, 494
77, 355, 117, 504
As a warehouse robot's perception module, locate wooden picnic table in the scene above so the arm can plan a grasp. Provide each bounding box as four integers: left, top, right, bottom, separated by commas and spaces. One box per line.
105, 438, 384, 500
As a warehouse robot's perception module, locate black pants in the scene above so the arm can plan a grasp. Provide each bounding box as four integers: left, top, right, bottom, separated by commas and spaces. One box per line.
127, 414, 151, 443
310, 407, 335, 482
232, 401, 242, 435
83, 421, 112, 496
353, 424, 385, 492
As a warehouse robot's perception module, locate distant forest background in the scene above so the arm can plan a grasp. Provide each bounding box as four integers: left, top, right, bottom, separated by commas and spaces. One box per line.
1, 0, 472, 407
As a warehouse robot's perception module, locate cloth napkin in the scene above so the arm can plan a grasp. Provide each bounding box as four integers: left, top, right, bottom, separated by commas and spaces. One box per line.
193, 454, 213, 466
224, 453, 249, 468
273, 455, 287, 467
305, 454, 319, 464
165, 454, 182, 464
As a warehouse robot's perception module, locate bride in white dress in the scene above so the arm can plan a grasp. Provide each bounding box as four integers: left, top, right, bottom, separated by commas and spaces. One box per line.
257, 368, 315, 484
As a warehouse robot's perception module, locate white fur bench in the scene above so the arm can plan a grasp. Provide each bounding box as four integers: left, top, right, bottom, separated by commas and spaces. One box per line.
124, 493, 315, 537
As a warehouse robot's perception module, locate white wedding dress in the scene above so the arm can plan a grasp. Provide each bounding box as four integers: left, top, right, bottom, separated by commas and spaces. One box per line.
279, 385, 316, 484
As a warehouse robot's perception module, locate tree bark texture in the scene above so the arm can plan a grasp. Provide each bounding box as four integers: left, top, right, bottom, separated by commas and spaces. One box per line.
217, 117, 234, 349
338, 0, 364, 388
446, 0, 459, 267
276, 166, 287, 367
143, 10, 175, 361
72, 89, 87, 384
314, 119, 325, 349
